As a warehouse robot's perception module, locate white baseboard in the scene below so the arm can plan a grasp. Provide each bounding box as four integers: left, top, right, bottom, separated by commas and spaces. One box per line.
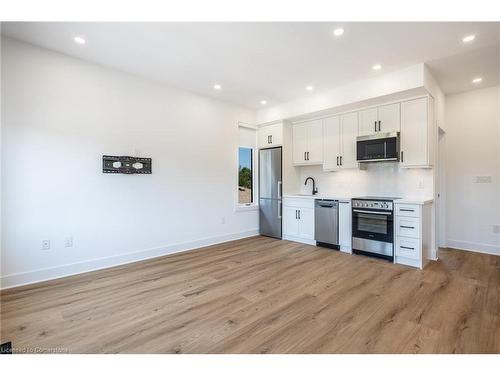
282, 235, 315, 246
1, 229, 259, 290
446, 239, 500, 256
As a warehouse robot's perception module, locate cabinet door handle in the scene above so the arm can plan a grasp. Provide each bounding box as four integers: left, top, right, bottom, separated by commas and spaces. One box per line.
298, 210, 301, 220
340, 155, 343, 166
400, 209, 414, 212
270, 135, 273, 144
374, 121, 377, 132
295, 210, 298, 219
401, 151, 404, 163
306, 152, 309, 161
400, 225, 415, 229
378, 121, 381, 132
400, 246, 415, 250
304, 152, 307, 161
336, 156, 339, 166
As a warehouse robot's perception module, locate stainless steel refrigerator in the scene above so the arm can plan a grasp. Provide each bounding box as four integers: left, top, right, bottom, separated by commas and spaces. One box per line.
259, 147, 282, 238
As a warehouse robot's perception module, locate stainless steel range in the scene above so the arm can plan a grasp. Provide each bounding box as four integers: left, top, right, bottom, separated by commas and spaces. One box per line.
351, 196, 400, 261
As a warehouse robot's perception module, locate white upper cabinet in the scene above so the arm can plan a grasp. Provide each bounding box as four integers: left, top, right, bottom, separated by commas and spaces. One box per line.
339, 112, 358, 169
378, 103, 401, 133
323, 112, 358, 171
401, 97, 432, 168
291, 96, 432, 170
323, 116, 341, 171
358, 103, 401, 136
306, 121, 324, 164
258, 122, 283, 148
358, 107, 379, 136
292, 123, 308, 163
292, 119, 323, 165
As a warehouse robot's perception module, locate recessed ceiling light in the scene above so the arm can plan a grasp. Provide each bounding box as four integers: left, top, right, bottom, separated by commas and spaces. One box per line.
74, 36, 86, 45
372, 64, 382, 71
213, 84, 221, 90
260, 100, 267, 105
462, 35, 476, 43
333, 28, 344, 37
306, 85, 314, 91
472, 77, 483, 83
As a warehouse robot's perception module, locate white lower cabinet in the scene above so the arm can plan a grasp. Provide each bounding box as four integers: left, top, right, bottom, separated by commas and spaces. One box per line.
394, 202, 433, 269
283, 197, 315, 245
338, 201, 352, 253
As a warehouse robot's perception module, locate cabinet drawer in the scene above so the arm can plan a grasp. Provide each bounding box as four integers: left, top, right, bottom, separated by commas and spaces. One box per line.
395, 204, 420, 217
284, 198, 314, 209
396, 237, 420, 260
396, 216, 420, 238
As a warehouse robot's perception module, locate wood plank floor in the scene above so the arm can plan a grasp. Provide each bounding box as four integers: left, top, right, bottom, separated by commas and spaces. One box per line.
1, 236, 499, 353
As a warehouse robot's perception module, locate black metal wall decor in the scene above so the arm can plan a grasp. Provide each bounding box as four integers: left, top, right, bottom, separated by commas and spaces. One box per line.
102, 155, 152, 174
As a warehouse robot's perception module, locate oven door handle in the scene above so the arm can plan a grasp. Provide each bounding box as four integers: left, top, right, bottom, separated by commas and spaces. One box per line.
353, 209, 393, 215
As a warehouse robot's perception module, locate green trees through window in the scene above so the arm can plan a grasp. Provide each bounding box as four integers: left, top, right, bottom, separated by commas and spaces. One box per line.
238, 147, 253, 204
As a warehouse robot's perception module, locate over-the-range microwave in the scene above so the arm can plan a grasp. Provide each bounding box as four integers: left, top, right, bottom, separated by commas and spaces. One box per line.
356, 132, 400, 163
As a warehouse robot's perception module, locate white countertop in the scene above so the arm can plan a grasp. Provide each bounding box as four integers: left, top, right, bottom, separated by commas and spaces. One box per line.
284, 194, 351, 203
394, 198, 434, 205
284, 194, 433, 205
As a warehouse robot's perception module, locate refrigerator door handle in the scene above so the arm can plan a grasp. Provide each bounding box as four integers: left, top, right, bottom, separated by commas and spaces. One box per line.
277, 181, 282, 198
278, 200, 282, 219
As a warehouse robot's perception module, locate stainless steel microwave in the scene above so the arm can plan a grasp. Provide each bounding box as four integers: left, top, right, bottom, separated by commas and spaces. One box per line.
356, 132, 400, 163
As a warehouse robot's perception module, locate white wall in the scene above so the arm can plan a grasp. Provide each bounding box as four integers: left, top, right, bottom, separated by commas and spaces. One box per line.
256, 64, 425, 124
445, 85, 500, 255
1, 37, 258, 288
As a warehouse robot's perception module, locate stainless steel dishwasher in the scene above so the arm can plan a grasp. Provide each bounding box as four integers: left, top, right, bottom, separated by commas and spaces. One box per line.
314, 199, 339, 249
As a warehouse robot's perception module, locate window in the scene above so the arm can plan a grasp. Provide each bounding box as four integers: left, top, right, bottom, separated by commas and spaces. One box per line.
237, 124, 257, 209
238, 147, 253, 205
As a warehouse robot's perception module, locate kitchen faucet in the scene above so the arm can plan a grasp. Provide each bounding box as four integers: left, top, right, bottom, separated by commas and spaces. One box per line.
304, 177, 318, 195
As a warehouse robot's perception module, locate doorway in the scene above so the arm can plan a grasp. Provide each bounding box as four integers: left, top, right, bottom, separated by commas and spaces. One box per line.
436, 127, 447, 254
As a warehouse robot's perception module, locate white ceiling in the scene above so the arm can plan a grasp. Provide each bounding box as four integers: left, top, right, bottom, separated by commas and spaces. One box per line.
2, 22, 500, 109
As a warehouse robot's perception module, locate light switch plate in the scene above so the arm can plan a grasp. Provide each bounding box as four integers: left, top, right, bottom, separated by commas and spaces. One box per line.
475, 176, 492, 183
65, 236, 73, 247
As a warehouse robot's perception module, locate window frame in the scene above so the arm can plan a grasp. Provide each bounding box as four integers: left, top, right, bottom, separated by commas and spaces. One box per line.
235, 123, 258, 212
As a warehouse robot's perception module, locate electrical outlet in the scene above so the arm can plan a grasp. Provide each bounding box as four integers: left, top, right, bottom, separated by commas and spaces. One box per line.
42, 240, 50, 250
493, 225, 500, 234
65, 236, 73, 247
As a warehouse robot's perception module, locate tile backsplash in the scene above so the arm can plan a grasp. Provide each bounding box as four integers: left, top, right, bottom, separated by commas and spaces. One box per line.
298, 162, 433, 198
